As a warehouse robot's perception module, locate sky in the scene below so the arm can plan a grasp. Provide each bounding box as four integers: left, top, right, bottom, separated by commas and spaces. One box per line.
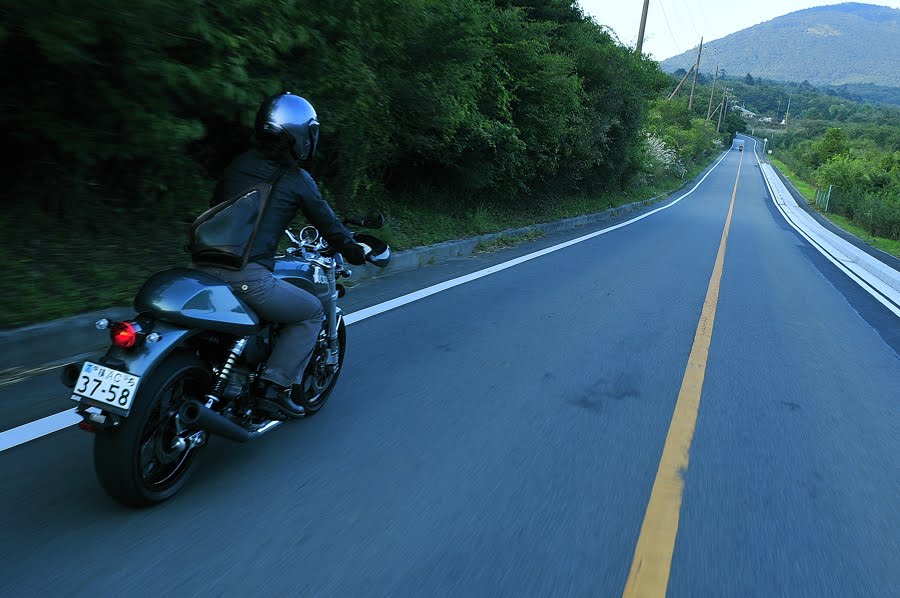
578, 0, 900, 63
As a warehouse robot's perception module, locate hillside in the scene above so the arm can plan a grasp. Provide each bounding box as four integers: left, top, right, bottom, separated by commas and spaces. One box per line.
659, 3, 900, 87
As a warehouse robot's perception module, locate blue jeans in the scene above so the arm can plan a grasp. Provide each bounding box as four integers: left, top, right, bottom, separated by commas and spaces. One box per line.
194, 262, 325, 387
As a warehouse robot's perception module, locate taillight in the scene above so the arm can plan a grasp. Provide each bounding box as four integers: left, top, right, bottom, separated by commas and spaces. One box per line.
110, 321, 140, 348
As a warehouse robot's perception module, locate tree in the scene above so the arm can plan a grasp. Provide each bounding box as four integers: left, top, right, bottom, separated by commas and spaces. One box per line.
0, 0, 675, 220
814, 127, 849, 166
744, 73, 755, 85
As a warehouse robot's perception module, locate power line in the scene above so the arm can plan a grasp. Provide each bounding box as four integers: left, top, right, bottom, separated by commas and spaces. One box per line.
675, 0, 702, 41
687, 0, 713, 40
655, 0, 692, 66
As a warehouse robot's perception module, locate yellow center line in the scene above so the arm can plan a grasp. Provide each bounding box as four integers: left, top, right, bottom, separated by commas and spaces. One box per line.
622, 152, 744, 598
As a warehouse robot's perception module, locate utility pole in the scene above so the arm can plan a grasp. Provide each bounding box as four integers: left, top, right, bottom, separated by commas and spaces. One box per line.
688, 37, 703, 111
667, 64, 694, 100
636, 0, 650, 54
717, 88, 729, 132
784, 92, 792, 125
706, 59, 719, 120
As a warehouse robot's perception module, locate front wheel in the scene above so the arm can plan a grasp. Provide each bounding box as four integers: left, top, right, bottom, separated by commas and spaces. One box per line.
293, 318, 346, 416
93, 352, 211, 507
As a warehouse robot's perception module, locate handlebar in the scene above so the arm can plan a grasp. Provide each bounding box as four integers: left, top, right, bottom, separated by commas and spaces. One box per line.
283, 226, 389, 268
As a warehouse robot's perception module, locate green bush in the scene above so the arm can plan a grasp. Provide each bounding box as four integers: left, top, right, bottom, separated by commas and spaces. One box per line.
857, 195, 900, 240
643, 99, 721, 174
1, 0, 666, 219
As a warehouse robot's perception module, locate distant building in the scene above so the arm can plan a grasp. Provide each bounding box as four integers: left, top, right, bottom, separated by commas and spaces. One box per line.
758, 116, 773, 123
735, 106, 756, 118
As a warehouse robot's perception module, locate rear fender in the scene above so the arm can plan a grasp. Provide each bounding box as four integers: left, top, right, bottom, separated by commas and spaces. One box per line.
102, 321, 201, 378
68, 321, 204, 428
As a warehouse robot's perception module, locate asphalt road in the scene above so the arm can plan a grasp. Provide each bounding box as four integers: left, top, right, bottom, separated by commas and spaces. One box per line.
1, 148, 897, 597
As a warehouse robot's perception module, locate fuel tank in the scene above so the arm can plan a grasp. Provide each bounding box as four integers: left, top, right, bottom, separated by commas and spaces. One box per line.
134, 268, 260, 335
274, 256, 331, 300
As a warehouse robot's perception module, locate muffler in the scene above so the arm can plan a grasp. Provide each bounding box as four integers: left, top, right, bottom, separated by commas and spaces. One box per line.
178, 400, 251, 443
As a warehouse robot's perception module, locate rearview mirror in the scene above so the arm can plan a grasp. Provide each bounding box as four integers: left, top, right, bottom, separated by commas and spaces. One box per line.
361, 211, 385, 229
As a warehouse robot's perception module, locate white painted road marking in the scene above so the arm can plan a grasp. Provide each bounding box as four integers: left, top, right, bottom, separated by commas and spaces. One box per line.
0, 409, 82, 452
0, 150, 731, 454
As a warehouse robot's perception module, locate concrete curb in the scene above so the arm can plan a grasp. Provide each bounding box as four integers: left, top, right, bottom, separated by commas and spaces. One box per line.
347, 193, 670, 283
769, 166, 900, 271
0, 190, 675, 374
760, 162, 900, 315
0, 307, 134, 374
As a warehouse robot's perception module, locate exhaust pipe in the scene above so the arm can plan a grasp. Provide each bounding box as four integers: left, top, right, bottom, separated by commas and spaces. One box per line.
179, 400, 251, 443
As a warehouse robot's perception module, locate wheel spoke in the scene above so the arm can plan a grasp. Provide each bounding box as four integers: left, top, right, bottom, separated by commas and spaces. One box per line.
159, 379, 182, 418
139, 438, 157, 476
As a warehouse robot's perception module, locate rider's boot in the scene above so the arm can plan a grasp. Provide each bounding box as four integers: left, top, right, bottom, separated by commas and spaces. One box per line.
256, 380, 305, 418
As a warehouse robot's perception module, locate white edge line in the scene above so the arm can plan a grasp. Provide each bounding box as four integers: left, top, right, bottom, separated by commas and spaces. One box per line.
0, 151, 731, 454
0, 408, 82, 452
346, 149, 731, 325
754, 142, 900, 318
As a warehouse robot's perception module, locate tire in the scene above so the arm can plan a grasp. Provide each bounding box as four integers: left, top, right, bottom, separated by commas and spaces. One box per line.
293, 318, 346, 416
93, 352, 212, 507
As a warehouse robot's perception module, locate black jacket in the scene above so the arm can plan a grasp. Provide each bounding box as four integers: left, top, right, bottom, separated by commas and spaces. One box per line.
213, 148, 357, 270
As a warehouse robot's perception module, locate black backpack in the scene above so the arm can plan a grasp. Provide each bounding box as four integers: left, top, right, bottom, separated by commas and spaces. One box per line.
187, 171, 284, 270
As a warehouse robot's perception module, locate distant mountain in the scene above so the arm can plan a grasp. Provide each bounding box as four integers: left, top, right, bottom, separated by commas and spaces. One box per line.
659, 3, 900, 87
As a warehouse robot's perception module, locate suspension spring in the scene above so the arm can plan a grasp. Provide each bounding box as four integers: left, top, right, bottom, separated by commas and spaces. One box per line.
210, 338, 247, 399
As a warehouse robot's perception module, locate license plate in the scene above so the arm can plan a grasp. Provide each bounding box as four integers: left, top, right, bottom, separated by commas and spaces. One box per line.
70, 362, 141, 414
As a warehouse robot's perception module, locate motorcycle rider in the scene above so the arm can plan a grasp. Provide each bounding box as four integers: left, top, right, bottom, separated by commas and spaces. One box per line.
195, 92, 367, 417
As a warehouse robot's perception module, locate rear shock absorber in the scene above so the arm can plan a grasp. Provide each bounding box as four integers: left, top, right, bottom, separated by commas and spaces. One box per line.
205, 338, 247, 407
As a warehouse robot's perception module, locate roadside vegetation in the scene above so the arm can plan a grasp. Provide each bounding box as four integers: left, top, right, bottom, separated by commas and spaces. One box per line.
769, 158, 817, 201
768, 123, 900, 245
1, 0, 742, 329
732, 77, 900, 255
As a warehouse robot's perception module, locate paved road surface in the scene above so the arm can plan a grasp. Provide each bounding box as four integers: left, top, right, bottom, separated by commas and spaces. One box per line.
1, 147, 897, 597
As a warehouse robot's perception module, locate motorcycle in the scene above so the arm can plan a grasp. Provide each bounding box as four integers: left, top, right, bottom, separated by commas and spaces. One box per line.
62, 213, 390, 507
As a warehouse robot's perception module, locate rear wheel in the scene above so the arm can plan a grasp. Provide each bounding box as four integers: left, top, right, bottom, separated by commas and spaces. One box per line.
93, 352, 211, 507
293, 318, 346, 416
